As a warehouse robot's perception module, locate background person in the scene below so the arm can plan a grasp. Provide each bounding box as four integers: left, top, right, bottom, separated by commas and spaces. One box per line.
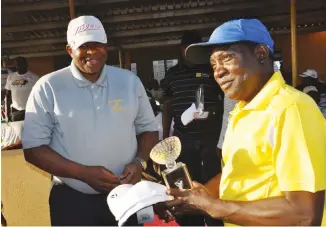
161, 30, 224, 226
296, 69, 321, 105
4, 57, 39, 121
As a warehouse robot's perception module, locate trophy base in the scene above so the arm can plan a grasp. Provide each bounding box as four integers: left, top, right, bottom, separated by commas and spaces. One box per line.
161, 162, 192, 189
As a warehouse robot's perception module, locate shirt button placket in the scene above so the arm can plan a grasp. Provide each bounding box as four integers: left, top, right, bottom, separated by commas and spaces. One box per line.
93, 85, 101, 111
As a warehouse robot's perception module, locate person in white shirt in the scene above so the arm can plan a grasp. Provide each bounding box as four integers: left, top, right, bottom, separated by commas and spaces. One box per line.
147, 79, 163, 101
4, 57, 39, 121
1, 120, 24, 150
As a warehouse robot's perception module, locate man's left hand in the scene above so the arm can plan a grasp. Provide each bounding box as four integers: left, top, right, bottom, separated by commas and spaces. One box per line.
165, 181, 219, 218
119, 162, 142, 184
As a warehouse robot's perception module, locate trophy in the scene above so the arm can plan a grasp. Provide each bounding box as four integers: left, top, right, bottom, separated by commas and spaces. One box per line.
150, 136, 192, 189
196, 84, 204, 113
195, 85, 209, 119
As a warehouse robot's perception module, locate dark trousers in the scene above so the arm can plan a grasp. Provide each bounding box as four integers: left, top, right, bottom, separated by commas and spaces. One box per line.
10, 107, 25, 121
49, 184, 141, 226
174, 131, 224, 226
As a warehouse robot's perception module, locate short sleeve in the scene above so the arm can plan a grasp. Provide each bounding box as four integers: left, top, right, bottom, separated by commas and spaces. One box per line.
32, 74, 40, 85
5, 74, 11, 90
274, 101, 326, 192
22, 81, 55, 149
134, 78, 158, 135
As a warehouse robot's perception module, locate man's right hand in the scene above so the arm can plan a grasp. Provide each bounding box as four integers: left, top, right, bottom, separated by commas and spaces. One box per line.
80, 166, 120, 193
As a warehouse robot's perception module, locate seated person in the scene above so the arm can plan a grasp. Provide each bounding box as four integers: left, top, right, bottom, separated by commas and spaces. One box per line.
1, 120, 24, 150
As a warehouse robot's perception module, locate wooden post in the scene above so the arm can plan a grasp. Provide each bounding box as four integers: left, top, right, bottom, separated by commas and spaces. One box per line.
119, 48, 124, 68
290, 0, 297, 87
125, 51, 131, 70
69, 0, 75, 19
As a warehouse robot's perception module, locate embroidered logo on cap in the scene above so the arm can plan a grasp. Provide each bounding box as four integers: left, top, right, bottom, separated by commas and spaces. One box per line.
74, 24, 101, 36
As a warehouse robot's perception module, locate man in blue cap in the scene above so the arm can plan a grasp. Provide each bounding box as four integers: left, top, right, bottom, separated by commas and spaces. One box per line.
164, 19, 326, 226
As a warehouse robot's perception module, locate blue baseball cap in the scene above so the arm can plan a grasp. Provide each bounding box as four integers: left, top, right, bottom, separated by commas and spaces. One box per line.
185, 19, 274, 64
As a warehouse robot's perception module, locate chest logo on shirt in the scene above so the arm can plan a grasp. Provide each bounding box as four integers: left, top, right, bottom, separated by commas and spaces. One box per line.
108, 99, 124, 112
11, 79, 29, 87
196, 73, 210, 78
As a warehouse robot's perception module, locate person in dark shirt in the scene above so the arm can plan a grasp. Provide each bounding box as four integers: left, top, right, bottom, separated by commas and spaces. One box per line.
161, 31, 224, 226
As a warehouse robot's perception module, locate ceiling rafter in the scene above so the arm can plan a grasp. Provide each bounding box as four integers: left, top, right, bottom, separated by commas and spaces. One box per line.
2, 0, 266, 33
2, 9, 325, 48
1, 0, 130, 12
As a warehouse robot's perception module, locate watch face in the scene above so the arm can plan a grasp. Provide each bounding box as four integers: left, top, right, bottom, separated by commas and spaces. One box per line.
140, 159, 147, 170
136, 157, 146, 170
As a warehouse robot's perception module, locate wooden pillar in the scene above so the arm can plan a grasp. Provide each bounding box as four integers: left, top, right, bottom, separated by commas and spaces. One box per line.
69, 0, 75, 19
125, 51, 131, 70
290, 0, 297, 87
119, 48, 124, 68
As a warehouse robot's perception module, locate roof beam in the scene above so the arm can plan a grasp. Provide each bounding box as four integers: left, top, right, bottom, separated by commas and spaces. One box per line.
2, 38, 66, 48
270, 24, 326, 35
2, 10, 325, 48
1, 22, 217, 48
2, 1, 265, 33
2, 21, 68, 33
2, 0, 130, 12
7, 23, 326, 59
109, 22, 218, 38
122, 39, 181, 49
8, 50, 67, 58
102, 1, 264, 23
6, 39, 182, 58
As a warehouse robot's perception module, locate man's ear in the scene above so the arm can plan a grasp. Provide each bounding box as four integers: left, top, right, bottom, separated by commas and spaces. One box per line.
66, 45, 73, 58
254, 45, 269, 64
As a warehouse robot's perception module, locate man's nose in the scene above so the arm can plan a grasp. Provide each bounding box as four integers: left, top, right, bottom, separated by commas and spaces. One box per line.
214, 67, 228, 79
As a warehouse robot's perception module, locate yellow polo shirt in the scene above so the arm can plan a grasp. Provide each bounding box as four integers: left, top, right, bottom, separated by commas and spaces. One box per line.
220, 71, 326, 225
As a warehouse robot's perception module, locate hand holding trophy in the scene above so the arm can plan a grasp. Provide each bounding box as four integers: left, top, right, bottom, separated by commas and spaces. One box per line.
150, 136, 192, 189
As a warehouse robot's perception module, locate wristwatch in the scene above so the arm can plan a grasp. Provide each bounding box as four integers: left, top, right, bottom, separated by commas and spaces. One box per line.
134, 157, 147, 171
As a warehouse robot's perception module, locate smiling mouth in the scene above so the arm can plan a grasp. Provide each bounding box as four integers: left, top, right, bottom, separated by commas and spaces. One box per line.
220, 81, 233, 90
86, 59, 100, 65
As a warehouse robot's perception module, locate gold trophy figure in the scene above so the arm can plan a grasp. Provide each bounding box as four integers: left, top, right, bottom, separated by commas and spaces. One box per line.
150, 137, 192, 189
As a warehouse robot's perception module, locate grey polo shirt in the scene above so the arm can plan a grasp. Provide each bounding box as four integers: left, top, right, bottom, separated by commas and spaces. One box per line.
22, 61, 158, 194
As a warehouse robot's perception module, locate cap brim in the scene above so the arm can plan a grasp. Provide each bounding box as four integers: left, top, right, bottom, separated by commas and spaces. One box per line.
70, 34, 107, 50
118, 196, 168, 227
185, 42, 215, 64
185, 41, 238, 64
299, 73, 317, 79
186, 40, 275, 65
